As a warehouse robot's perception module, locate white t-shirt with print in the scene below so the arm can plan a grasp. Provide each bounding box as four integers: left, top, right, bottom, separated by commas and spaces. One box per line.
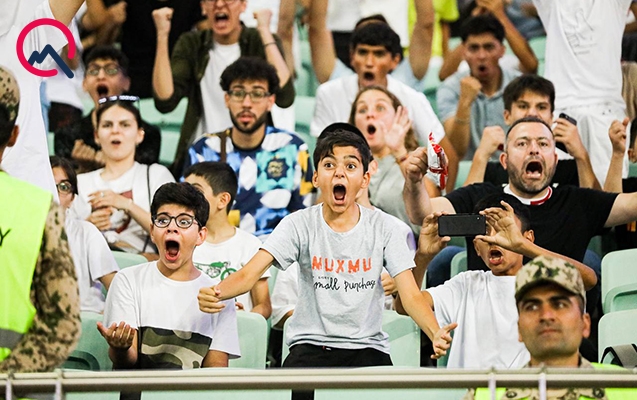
70, 162, 175, 253
66, 216, 119, 313
426, 270, 530, 369
105, 262, 240, 368
192, 228, 271, 311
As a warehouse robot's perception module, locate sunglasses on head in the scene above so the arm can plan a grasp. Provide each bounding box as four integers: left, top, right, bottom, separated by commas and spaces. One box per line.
98, 95, 140, 105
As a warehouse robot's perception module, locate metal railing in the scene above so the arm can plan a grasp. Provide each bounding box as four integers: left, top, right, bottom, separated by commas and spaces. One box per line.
2, 367, 637, 399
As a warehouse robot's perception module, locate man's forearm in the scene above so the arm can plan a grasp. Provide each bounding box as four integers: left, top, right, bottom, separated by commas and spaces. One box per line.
574, 153, 601, 190
50, 0, 85, 26
604, 154, 624, 192
403, 179, 431, 225
409, 0, 434, 80
153, 33, 175, 100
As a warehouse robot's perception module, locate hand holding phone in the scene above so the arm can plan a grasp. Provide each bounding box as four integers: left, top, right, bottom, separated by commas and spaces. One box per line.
554, 113, 577, 153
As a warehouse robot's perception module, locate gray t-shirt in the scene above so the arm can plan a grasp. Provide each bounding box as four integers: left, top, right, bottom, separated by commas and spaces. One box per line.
262, 204, 415, 353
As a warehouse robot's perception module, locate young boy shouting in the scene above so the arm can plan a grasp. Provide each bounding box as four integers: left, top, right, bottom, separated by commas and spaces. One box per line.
98, 182, 240, 371
184, 161, 271, 318
198, 123, 454, 369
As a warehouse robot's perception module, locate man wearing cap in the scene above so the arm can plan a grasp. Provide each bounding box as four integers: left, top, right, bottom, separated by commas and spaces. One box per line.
0, 65, 80, 373
466, 255, 635, 399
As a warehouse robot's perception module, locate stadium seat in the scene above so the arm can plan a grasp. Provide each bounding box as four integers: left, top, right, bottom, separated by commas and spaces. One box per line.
601, 249, 637, 313
450, 250, 468, 278
47, 132, 55, 156
282, 310, 421, 367
294, 95, 315, 136
455, 160, 472, 189
228, 312, 269, 369
315, 386, 467, 400
629, 162, 637, 178
112, 251, 147, 270
63, 311, 112, 371
141, 390, 291, 400
159, 130, 180, 166
529, 36, 547, 61
139, 98, 187, 129
598, 309, 637, 363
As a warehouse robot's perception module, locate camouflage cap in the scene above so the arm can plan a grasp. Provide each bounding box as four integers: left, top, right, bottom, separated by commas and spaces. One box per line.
515, 255, 586, 305
0, 65, 19, 122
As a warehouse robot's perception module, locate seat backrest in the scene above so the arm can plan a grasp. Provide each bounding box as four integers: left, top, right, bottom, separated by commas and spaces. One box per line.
455, 160, 472, 190
65, 311, 112, 371
601, 249, 637, 313
315, 387, 468, 400
450, 250, 468, 278
228, 312, 269, 369
598, 309, 637, 363
112, 251, 148, 270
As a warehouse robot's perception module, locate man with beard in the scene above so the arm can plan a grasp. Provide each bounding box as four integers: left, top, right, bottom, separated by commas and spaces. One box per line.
403, 116, 636, 279
182, 57, 313, 240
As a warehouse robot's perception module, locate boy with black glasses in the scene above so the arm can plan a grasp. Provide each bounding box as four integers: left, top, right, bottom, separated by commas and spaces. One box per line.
98, 182, 240, 374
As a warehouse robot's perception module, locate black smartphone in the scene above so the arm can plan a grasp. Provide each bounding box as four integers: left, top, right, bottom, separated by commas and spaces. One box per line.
556, 113, 577, 153
438, 214, 486, 237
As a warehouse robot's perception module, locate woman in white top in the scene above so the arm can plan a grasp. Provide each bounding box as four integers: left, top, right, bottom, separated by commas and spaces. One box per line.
51, 155, 119, 313
349, 85, 441, 235
70, 97, 175, 254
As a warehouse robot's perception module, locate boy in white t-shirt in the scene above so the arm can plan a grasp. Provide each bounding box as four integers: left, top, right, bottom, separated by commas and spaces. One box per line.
184, 161, 272, 319
199, 123, 454, 377
396, 192, 579, 369
98, 182, 240, 374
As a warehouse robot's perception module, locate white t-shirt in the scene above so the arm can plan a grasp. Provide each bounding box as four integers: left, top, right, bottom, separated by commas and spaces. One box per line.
0, 1, 68, 198
65, 215, 119, 313
533, 0, 631, 108
105, 262, 240, 368
200, 42, 241, 137
426, 271, 530, 369
70, 162, 175, 253
310, 74, 445, 146
192, 228, 271, 311
263, 204, 415, 353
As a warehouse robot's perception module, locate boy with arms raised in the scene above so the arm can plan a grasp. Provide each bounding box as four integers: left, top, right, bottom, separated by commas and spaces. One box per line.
184, 161, 272, 319
199, 123, 454, 370
98, 182, 240, 371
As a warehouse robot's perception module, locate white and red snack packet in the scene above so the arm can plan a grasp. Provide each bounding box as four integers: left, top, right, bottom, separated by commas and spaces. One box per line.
426, 132, 448, 191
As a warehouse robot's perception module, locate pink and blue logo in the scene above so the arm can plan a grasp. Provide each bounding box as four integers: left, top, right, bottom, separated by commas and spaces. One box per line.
17, 18, 75, 78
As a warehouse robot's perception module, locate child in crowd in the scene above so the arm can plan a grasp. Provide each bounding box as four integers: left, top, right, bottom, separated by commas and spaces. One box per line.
184, 161, 272, 319
98, 182, 240, 373
199, 123, 453, 373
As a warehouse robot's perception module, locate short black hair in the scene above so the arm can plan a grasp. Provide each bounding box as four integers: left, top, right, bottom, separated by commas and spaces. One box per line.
96, 99, 142, 128
507, 115, 553, 136
0, 104, 16, 148
184, 162, 238, 214
313, 123, 372, 172
150, 182, 210, 229
354, 14, 388, 30
460, 14, 505, 43
50, 156, 78, 195
473, 193, 531, 232
83, 45, 129, 77
220, 57, 280, 94
503, 74, 555, 113
350, 22, 403, 61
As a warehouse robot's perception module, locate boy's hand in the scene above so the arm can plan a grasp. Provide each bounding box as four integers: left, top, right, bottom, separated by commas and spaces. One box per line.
431, 322, 457, 359
417, 212, 451, 257
381, 272, 397, 296
608, 118, 629, 157
476, 201, 525, 252
97, 321, 136, 350
198, 286, 226, 314
404, 147, 429, 184
553, 117, 586, 160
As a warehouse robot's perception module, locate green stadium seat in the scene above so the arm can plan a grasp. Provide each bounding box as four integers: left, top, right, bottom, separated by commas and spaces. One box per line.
629, 162, 637, 178
598, 309, 637, 363
139, 98, 187, 129
228, 312, 269, 369
450, 250, 468, 278
48, 132, 55, 156
159, 130, 180, 166
601, 249, 637, 313
112, 251, 147, 269
455, 160, 472, 189
141, 389, 291, 400
63, 311, 112, 371
529, 36, 547, 61
315, 386, 467, 400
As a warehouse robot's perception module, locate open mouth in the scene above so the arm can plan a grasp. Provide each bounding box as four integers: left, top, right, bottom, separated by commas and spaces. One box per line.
362, 72, 375, 82
477, 65, 487, 73
488, 248, 503, 265
165, 240, 180, 263
333, 184, 346, 202
367, 124, 376, 135
215, 13, 229, 22
97, 85, 108, 98
110, 139, 122, 146
525, 160, 543, 178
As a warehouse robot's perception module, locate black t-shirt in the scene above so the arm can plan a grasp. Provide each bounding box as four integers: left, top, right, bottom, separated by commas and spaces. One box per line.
615, 177, 637, 250
484, 159, 579, 187
445, 183, 618, 270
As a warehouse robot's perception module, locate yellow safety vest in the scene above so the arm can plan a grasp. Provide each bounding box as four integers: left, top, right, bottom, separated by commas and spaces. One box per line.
473, 363, 637, 399
0, 172, 51, 361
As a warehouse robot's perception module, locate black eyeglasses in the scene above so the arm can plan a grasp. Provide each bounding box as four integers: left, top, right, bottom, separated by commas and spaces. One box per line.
152, 213, 199, 229
227, 89, 270, 103
98, 95, 140, 105
86, 64, 122, 77
56, 181, 74, 194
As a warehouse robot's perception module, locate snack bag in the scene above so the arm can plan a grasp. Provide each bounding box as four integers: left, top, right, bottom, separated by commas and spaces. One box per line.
426, 132, 448, 190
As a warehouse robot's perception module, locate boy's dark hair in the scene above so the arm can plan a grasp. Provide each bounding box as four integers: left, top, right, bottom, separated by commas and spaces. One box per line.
507, 116, 553, 136
220, 57, 280, 94
460, 14, 505, 43
0, 104, 15, 148
350, 22, 403, 61
503, 75, 555, 113
151, 182, 210, 228
0, 66, 19, 148
630, 117, 637, 149
50, 156, 78, 195
354, 14, 388, 30
313, 123, 372, 172
474, 193, 531, 233
96, 99, 143, 128
184, 162, 238, 214
83, 45, 129, 76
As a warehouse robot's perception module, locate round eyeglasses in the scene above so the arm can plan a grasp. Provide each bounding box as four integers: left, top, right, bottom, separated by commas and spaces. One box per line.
152, 213, 199, 229
56, 181, 74, 194
86, 64, 122, 77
